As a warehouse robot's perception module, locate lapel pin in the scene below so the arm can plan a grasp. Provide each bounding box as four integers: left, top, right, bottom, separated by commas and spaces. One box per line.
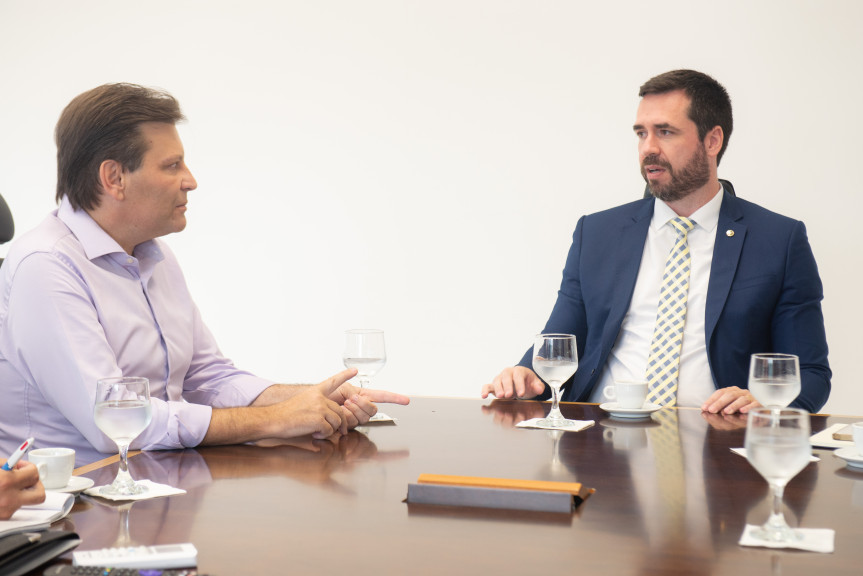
726, 230, 735, 237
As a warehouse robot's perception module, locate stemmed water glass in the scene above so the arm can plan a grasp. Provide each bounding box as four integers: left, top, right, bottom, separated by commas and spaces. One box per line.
545, 429, 567, 478
94, 377, 153, 496
532, 334, 578, 427
749, 353, 801, 408
343, 329, 387, 389
744, 407, 811, 543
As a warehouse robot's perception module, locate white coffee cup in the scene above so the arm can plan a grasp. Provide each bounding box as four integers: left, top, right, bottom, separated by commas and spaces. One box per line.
29, 447, 75, 490
853, 422, 863, 457
604, 380, 648, 410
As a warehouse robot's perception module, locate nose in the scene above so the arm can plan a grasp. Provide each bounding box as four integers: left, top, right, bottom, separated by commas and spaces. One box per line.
182, 165, 198, 192
639, 131, 660, 160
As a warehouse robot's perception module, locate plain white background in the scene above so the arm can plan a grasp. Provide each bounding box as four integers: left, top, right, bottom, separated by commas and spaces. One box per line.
0, 1, 860, 414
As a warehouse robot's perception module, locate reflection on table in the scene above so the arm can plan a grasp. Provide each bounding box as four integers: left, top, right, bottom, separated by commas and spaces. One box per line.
50, 398, 863, 576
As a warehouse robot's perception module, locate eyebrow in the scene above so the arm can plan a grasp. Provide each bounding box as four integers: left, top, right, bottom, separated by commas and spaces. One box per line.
632, 122, 675, 131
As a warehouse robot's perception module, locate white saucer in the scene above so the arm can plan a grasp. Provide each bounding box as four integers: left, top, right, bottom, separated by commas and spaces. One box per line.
51, 476, 95, 494
834, 446, 863, 470
600, 402, 662, 419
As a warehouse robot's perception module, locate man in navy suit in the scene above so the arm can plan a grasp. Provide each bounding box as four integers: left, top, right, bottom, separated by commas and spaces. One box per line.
482, 70, 830, 414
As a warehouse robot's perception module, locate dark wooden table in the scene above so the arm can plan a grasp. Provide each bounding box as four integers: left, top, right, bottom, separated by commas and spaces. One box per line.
45, 398, 863, 575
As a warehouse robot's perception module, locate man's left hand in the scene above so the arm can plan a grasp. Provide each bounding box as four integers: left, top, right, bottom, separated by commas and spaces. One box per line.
701, 386, 761, 414
329, 376, 410, 429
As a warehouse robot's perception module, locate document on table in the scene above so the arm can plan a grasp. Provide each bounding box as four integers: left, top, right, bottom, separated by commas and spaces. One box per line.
810, 423, 855, 449
730, 447, 820, 462
516, 418, 594, 432
0, 492, 74, 536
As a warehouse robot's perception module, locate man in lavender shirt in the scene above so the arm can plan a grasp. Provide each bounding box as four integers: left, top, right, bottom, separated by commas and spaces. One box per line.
0, 83, 409, 466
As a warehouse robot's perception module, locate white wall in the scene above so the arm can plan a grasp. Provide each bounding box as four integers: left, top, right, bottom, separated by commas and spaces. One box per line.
1, 0, 860, 414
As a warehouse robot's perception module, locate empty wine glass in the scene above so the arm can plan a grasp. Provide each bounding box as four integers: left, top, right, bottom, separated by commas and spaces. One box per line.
533, 334, 578, 427
94, 377, 153, 496
343, 329, 387, 389
744, 407, 811, 543
749, 353, 801, 407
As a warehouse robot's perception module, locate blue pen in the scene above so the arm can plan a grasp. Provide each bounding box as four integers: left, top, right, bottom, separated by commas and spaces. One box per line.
1, 437, 35, 471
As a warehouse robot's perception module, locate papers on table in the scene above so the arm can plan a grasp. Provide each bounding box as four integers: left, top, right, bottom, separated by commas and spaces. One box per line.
810, 423, 855, 450
730, 447, 820, 462
83, 480, 185, 502
368, 412, 395, 423
0, 491, 74, 537
738, 524, 835, 553
516, 418, 594, 432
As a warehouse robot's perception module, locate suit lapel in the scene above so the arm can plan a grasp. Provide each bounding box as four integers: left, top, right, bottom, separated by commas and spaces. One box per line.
705, 192, 746, 346
590, 199, 653, 383
608, 201, 654, 331
573, 200, 653, 400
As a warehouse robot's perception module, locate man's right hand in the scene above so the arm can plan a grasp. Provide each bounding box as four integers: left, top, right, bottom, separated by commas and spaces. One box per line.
481, 366, 546, 400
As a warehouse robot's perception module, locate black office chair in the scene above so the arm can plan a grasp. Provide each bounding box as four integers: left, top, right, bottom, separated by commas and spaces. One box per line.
643, 178, 736, 199
0, 193, 15, 267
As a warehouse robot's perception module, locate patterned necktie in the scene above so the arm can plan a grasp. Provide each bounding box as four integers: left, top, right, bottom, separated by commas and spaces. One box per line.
646, 217, 696, 407
649, 409, 687, 542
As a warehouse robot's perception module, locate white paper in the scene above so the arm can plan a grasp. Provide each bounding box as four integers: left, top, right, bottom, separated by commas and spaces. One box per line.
516, 418, 594, 432
730, 447, 820, 462
738, 524, 834, 553
84, 479, 186, 502
368, 412, 395, 423
0, 491, 75, 536
810, 423, 855, 449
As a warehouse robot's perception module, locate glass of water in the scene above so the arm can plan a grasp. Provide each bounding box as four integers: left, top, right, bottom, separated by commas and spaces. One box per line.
532, 334, 578, 427
94, 377, 153, 496
744, 407, 811, 543
749, 353, 801, 407
343, 329, 387, 389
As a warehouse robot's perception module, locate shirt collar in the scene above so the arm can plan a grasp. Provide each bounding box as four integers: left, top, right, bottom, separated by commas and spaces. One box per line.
651, 183, 724, 233
57, 197, 164, 264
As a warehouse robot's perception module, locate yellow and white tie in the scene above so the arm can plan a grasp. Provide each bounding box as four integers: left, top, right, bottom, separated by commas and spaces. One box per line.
646, 217, 696, 407
649, 409, 687, 541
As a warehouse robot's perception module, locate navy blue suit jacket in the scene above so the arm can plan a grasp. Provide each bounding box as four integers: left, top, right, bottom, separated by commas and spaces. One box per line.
519, 189, 831, 412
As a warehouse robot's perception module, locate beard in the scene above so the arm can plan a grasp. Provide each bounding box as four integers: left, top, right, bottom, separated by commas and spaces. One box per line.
641, 144, 710, 202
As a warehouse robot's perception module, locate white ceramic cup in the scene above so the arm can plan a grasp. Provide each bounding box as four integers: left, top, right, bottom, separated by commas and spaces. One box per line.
604, 380, 648, 410
853, 422, 863, 457
29, 447, 75, 490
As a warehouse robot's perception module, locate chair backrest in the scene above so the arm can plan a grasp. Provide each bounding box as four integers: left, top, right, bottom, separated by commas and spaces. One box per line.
0, 193, 14, 267
642, 178, 737, 199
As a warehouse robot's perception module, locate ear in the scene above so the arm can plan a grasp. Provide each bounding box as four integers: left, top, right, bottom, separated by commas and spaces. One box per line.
704, 126, 724, 160
98, 159, 127, 201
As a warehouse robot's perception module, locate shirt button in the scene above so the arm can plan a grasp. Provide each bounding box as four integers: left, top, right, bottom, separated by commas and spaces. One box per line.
127, 257, 134, 264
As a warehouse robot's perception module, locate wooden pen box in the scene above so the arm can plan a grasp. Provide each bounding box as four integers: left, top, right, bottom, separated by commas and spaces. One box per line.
406, 474, 595, 514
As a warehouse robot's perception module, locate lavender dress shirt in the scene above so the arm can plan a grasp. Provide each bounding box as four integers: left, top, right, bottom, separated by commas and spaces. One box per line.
0, 199, 272, 465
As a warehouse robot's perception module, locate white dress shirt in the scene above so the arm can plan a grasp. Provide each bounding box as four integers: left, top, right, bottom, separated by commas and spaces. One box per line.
590, 186, 723, 407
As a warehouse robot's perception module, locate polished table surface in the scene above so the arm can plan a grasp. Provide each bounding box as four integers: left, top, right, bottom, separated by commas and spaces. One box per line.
45, 398, 863, 575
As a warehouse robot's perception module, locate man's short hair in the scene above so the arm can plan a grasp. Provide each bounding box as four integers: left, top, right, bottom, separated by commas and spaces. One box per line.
639, 70, 733, 165
55, 83, 186, 211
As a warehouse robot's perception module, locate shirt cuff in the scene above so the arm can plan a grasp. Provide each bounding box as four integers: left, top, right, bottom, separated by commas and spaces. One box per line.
137, 399, 214, 451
